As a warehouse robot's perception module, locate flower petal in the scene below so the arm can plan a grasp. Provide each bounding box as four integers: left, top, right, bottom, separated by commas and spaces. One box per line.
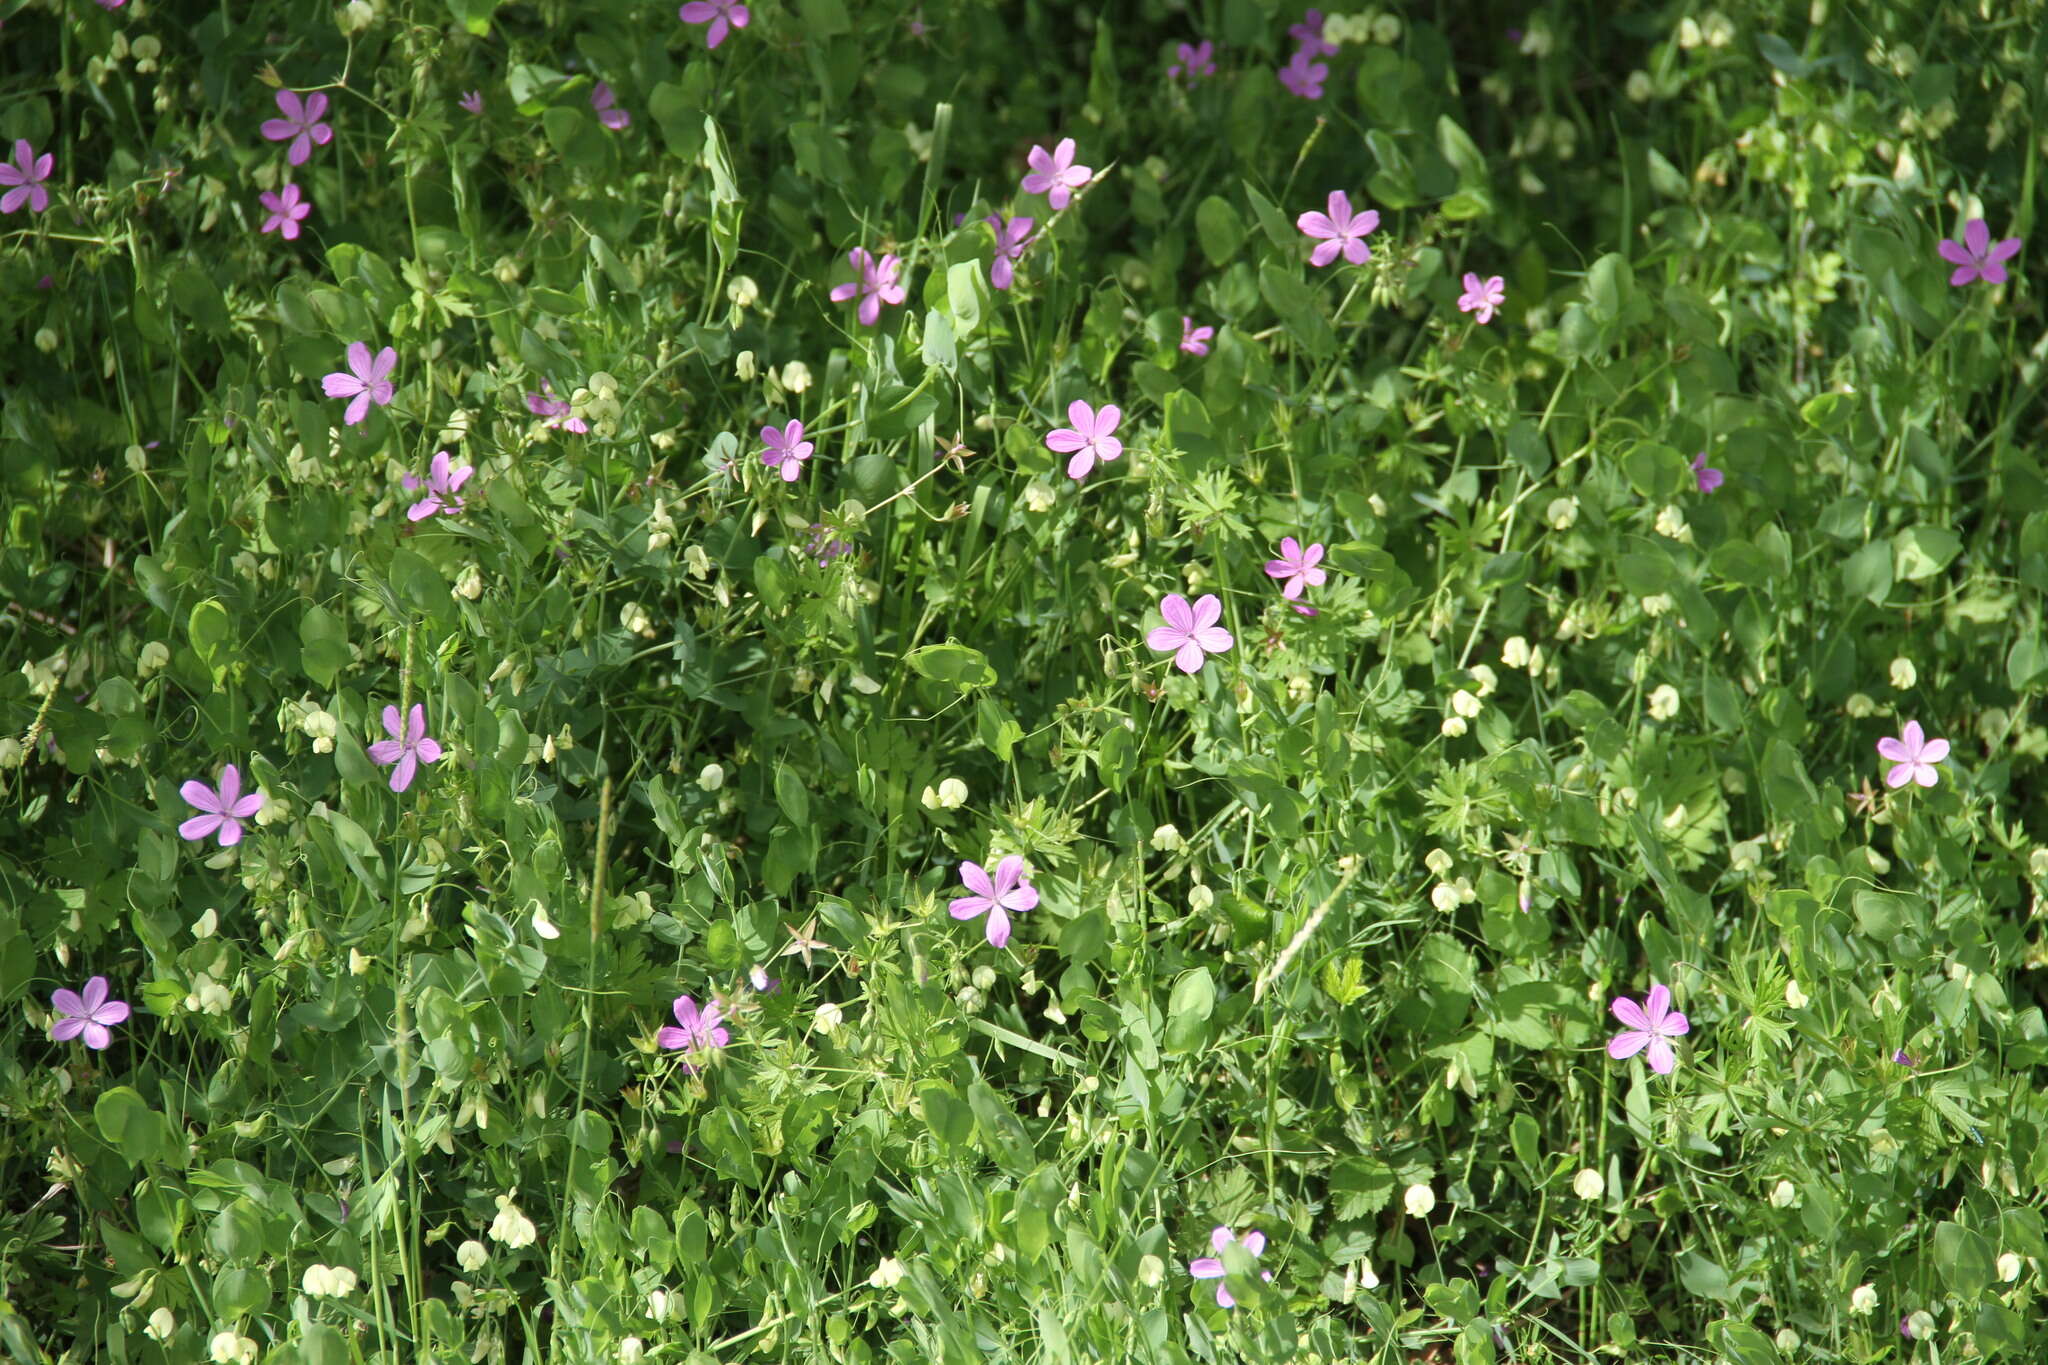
1607, 1028, 1651, 1060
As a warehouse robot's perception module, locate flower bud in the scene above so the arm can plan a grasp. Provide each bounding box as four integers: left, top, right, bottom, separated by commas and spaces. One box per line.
1573, 1168, 1604, 1200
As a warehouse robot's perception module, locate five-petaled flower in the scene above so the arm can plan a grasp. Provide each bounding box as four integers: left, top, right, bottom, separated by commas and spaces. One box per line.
678, 0, 749, 48
0, 139, 54, 215
1457, 272, 1505, 324
948, 856, 1038, 949
1180, 316, 1214, 355
1022, 137, 1093, 211
1690, 451, 1723, 494
1278, 47, 1327, 99
985, 214, 1035, 291
404, 451, 473, 521
1289, 8, 1340, 57
180, 764, 266, 846
1877, 720, 1949, 789
322, 342, 398, 426
459, 90, 484, 115
760, 420, 814, 482
657, 994, 730, 1072
258, 183, 313, 240
1168, 40, 1216, 83
1149, 593, 1234, 673
526, 381, 588, 433
1607, 983, 1690, 1075
260, 90, 334, 167
590, 82, 630, 130
828, 247, 907, 328
367, 703, 444, 793
1297, 191, 1378, 267
1264, 537, 1327, 600
1937, 220, 2021, 287
1188, 1226, 1274, 1308
49, 977, 131, 1050
1045, 399, 1124, 481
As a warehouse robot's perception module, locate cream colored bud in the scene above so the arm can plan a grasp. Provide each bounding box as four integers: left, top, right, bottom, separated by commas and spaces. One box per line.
1785, 979, 1809, 1009
1440, 716, 1468, 737
1151, 823, 1183, 852
869, 1256, 906, 1288
1022, 481, 1057, 513
936, 777, 968, 808
814, 1002, 844, 1033
1137, 1253, 1165, 1287
697, 763, 725, 791
489, 1196, 537, 1249
1450, 689, 1483, 718
1889, 657, 1916, 690
1844, 692, 1877, 718
734, 350, 757, 381
1770, 1179, 1798, 1208
781, 361, 813, 393
1546, 496, 1579, 530
618, 1338, 645, 1365
1371, 13, 1401, 43
1431, 883, 1461, 913
457, 1239, 488, 1271
1850, 1283, 1878, 1314
1403, 1183, 1436, 1218
1502, 636, 1530, 668
145, 1308, 176, 1342
728, 275, 760, 309
1573, 1168, 1605, 1200
1424, 848, 1453, 876
1640, 593, 1674, 618
1998, 1251, 2022, 1282
1648, 684, 1680, 720
1626, 71, 1653, 102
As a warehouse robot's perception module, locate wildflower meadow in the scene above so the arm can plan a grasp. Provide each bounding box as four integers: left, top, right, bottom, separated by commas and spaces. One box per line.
5, 1, 2048, 1362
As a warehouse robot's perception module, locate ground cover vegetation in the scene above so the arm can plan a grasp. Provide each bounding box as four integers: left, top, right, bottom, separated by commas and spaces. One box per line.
3, 0, 2047, 1361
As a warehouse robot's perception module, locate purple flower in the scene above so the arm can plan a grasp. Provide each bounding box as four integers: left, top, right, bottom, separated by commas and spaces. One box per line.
259, 90, 334, 167
1188, 1226, 1273, 1308
49, 977, 131, 1050
590, 81, 630, 130
1168, 39, 1216, 83
366, 703, 444, 794
1148, 593, 1234, 674
1278, 47, 1327, 99
828, 247, 907, 328
656, 994, 730, 1071
0, 139, 54, 215
1690, 451, 1723, 494
747, 965, 781, 995
1264, 537, 1326, 600
258, 183, 312, 240
1607, 983, 1690, 1075
1877, 720, 1949, 789
678, 0, 749, 48
1937, 219, 2021, 287
1296, 191, 1378, 267
404, 450, 473, 521
525, 381, 588, 434
459, 90, 484, 115
804, 523, 855, 567
761, 420, 814, 482
1288, 8, 1339, 57
1022, 137, 1093, 211
986, 214, 1035, 291
322, 342, 398, 426
179, 764, 266, 846
948, 856, 1038, 949
1457, 272, 1505, 324
1045, 399, 1123, 481
1179, 316, 1214, 356
1892, 1048, 1916, 1067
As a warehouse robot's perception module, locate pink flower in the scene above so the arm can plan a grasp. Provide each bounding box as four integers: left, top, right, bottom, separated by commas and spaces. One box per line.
1187, 1226, 1273, 1308
1278, 47, 1327, 99
1877, 720, 1949, 789
1296, 190, 1378, 267
179, 764, 266, 846
1148, 593, 1233, 673
0, 139, 54, 215
1288, 8, 1339, 57
948, 856, 1038, 949
1937, 219, 2021, 287
1022, 137, 1093, 211
1607, 983, 1690, 1075
656, 994, 730, 1072
404, 450, 473, 520
525, 381, 588, 433
459, 90, 484, 115
49, 977, 131, 1050
1690, 451, 1723, 493
322, 342, 397, 426
1168, 40, 1216, 83
590, 81, 630, 130
1457, 272, 1505, 323
761, 420, 814, 482
1264, 537, 1326, 600
366, 703, 444, 793
1179, 316, 1214, 355
828, 247, 907, 327
258, 183, 312, 240
986, 214, 1035, 291
259, 90, 334, 167
1045, 399, 1123, 480
678, 0, 749, 48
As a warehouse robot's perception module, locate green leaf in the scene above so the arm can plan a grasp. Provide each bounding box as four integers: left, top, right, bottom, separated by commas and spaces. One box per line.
1932, 1221, 1998, 1295
168, 263, 232, 338
1436, 115, 1488, 186
94, 1087, 169, 1166
945, 260, 984, 337
1586, 253, 1634, 324
1892, 525, 1962, 581
906, 642, 996, 691
1196, 196, 1245, 267
299, 604, 349, 689
1842, 541, 1892, 604
1240, 180, 1298, 251
920, 308, 955, 373
1707, 1320, 1782, 1365
773, 764, 811, 827
918, 1082, 974, 1147
188, 599, 233, 689
2007, 633, 2048, 691
1621, 442, 1685, 500
1800, 391, 1850, 431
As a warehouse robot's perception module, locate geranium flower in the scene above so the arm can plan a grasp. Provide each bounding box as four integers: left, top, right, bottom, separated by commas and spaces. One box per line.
1264, 537, 1326, 600
760, 420, 814, 482
257, 183, 313, 240
1289, 8, 1340, 57
1690, 451, 1723, 493
1022, 137, 1092, 211
49, 977, 131, 1050
828, 247, 907, 328
590, 81, 630, 130
1877, 720, 1949, 789
525, 381, 588, 433
259, 90, 334, 167
948, 856, 1038, 948
1457, 272, 1505, 323
678, 0, 748, 48
179, 764, 266, 846
1045, 399, 1123, 480
0, 139, 54, 215
1607, 983, 1690, 1075
1168, 40, 1216, 83
1188, 1226, 1274, 1308
322, 342, 397, 426
459, 90, 484, 115
1278, 47, 1327, 99
985, 214, 1035, 291
657, 994, 730, 1072
1179, 316, 1214, 355
367, 703, 444, 793
403, 450, 473, 520
1148, 593, 1234, 673
1937, 220, 2021, 287
1296, 190, 1378, 267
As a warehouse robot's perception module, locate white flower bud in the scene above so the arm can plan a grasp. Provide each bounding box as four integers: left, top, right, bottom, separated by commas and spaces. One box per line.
1889, 657, 1916, 690
1502, 636, 1530, 668
734, 350, 757, 381
1404, 1183, 1436, 1217
618, 1337, 645, 1365
869, 1256, 906, 1288
145, 1307, 176, 1342
1785, 980, 1808, 1008
457, 1239, 488, 1271
1151, 823, 1182, 852
489, 1196, 537, 1248
1648, 684, 1681, 720
1849, 1283, 1878, 1314
781, 361, 813, 393
814, 1002, 844, 1033
1998, 1251, 2022, 1282
1844, 692, 1877, 718
1573, 1168, 1605, 1200
1770, 1179, 1798, 1208
1546, 496, 1579, 530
